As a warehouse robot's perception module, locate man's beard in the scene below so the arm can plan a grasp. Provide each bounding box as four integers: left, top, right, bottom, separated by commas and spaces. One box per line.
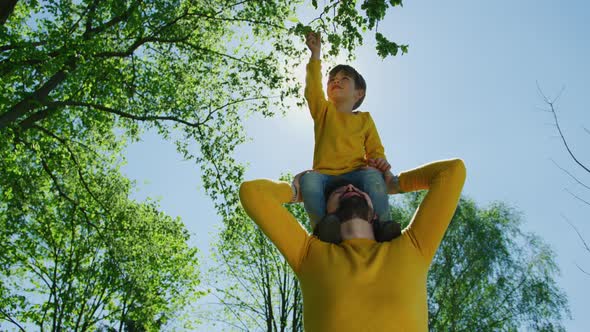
334, 195, 372, 222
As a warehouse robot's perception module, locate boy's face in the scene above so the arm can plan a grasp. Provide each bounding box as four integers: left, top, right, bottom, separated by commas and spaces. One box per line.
327, 71, 365, 106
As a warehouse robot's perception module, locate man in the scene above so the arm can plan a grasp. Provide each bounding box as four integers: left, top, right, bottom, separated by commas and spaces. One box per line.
239, 159, 466, 331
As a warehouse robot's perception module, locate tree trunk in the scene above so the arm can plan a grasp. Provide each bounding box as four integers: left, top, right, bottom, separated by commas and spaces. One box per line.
0, 0, 18, 25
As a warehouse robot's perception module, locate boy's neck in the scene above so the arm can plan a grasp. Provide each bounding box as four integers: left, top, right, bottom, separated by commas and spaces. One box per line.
332, 99, 356, 113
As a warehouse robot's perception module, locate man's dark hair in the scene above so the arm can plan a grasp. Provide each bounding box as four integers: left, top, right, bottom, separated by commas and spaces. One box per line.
329, 64, 366, 110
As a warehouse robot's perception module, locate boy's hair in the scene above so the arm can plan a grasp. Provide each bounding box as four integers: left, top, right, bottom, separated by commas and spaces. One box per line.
329, 65, 367, 110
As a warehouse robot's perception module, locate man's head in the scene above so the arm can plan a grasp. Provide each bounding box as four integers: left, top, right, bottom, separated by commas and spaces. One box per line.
316, 180, 401, 243
327, 65, 366, 110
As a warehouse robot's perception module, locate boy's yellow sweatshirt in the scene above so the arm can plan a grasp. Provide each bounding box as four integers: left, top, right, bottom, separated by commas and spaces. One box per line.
240, 159, 466, 332
305, 59, 385, 176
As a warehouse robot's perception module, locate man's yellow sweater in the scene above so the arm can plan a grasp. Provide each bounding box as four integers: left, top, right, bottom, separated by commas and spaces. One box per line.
305, 59, 385, 175
239, 159, 466, 331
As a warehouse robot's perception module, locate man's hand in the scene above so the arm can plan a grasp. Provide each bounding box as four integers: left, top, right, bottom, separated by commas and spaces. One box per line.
305, 31, 321, 59
368, 158, 391, 173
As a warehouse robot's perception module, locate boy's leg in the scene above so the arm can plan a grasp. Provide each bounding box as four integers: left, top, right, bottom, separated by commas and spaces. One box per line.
300, 171, 330, 228
344, 168, 390, 221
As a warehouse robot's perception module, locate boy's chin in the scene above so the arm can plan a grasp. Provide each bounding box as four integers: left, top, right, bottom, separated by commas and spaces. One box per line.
328, 95, 353, 104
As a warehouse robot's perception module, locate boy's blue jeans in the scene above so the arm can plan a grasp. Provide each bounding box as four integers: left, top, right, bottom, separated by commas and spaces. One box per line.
300, 168, 390, 227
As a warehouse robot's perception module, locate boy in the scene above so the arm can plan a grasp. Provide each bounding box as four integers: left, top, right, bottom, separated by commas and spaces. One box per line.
293, 31, 400, 243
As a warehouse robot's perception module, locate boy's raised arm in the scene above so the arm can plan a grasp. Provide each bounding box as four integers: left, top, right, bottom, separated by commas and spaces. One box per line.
304, 31, 327, 120
306, 31, 321, 61
239, 179, 310, 273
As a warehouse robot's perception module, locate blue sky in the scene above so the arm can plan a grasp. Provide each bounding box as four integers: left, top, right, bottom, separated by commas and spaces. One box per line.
123, 1, 590, 330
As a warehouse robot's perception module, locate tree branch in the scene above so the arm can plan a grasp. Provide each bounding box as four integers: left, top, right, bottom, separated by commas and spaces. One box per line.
575, 263, 590, 276
563, 214, 590, 253
0, 308, 26, 332
83, 0, 140, 38
181, 41, 258, 68
18, 106, 59, 130
0, 40, 46, 52
186, 10, 286, 30
551, 159, 590, 191
537, 83, 590, 173
30, 124, 115, 221
93, 6, 194, 58
565, 188, 590, 207
0, 63, 72, 130
209, 289, 256, 331
48, 101, 204, 127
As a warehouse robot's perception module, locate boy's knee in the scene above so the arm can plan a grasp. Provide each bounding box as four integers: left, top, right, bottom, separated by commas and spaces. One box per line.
300, 171, 325, 193
360, 169, 387, 194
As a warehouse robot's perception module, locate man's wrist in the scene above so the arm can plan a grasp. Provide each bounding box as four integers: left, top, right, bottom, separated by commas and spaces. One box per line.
310, 51, 320, 60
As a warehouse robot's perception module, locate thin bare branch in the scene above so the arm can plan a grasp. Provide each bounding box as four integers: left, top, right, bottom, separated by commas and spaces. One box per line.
210, 289, 258, 331
575, 263, 590, 276
551, 159, 590, 191
537, 83, 590, 174
565, 188, 590, 207
536, 81, 566, 105
562, 214, 590, 253
193, 315, 251, 332
534, 106, 553, 113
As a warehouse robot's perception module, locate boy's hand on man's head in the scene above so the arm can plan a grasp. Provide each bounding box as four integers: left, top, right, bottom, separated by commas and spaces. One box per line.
305, 31, 321, 59
368, 158, 391, 173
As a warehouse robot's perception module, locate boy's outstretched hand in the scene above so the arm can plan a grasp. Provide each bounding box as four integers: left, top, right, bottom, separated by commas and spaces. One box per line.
368, 158, 391, 173
306, 31, 321, 59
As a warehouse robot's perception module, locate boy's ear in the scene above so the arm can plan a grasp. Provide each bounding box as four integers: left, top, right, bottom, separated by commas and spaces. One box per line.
355, 89, 365, 101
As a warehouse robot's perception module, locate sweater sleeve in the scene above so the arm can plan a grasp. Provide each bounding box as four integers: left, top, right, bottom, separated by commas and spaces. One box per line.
304, 59, 328, 120
398, 159, 466, 262
365, 114, 386, 160
239, 179, 310, 273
